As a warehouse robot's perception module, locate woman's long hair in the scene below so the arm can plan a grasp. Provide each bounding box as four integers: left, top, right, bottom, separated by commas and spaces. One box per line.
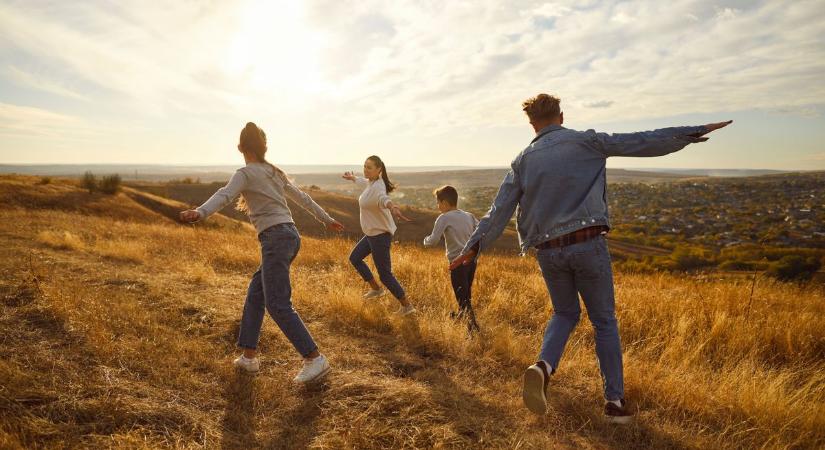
236, 122, 290, 214
367, 155, 396, 193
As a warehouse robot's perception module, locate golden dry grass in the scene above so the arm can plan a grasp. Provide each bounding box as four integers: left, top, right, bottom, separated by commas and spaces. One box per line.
1, 175, 824, 449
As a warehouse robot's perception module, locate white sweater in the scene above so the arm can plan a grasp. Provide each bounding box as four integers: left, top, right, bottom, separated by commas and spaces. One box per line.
196, 163, 333, 233
355, 177, 396, 236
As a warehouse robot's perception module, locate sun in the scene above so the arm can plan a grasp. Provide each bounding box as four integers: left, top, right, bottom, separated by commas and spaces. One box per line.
222, 0, 327, 94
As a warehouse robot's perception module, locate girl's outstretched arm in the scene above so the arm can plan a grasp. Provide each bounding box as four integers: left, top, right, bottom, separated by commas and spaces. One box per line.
283, 182, 343, 230
180, 170, 247, 222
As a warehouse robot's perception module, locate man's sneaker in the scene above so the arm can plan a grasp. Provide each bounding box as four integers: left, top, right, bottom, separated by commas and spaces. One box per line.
522, 361, 551, 414
363, 288, 386, 299
604, 399, 633, 424
293, 354, 331, 384
233, 355, 260, 373
397, 305, 417, 316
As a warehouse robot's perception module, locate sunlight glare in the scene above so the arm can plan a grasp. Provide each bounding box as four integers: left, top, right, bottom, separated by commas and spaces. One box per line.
223, 0, 327, 95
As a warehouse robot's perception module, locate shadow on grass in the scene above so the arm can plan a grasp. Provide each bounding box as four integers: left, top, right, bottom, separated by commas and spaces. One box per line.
264, 381, 329, 449
220, 371, 258, 449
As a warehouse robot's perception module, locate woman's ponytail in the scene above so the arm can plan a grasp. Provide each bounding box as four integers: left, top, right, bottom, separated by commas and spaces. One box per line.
367, 155, 395, 193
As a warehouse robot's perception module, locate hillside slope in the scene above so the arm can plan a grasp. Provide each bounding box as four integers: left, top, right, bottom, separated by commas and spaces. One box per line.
126, 181, 671, 259
126, 181, 523, 250
1, 175, 824, 449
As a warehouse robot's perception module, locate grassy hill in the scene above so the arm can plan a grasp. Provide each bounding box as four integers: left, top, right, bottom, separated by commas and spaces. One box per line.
126, 180, 518, 251
125, 181, 670, 261
1, 175, 824, 449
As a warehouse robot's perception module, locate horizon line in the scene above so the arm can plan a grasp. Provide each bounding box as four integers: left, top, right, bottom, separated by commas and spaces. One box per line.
0, 163, 812, 172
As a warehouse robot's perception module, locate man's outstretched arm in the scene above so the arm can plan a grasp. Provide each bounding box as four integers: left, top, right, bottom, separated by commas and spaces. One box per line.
450, 165, 522, 269
589, 120, 732, 158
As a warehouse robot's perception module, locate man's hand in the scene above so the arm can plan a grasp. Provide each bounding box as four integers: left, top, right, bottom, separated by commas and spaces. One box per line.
449, 247, 478, 270
327, 220, 345, 232
180, 209, 201, 223
688, 120, 733, 140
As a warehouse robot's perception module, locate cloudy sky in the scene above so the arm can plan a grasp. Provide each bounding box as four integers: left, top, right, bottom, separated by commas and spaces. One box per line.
1, 0, 824, 170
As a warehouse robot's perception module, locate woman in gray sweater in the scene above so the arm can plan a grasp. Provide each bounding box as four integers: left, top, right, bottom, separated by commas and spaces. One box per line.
180, 122, 344, 384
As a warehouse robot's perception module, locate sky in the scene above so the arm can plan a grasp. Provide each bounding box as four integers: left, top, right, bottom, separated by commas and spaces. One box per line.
1, 0, 824, 170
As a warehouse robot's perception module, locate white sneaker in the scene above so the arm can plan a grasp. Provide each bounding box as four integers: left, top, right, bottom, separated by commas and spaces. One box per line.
397, 305, 417, 316
233, 355, 260, 373
523, 361, 551, 414
363, 288, 386, 299
293, 354, 331, 384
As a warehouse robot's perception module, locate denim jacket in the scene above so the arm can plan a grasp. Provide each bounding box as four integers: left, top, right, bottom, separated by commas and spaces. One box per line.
462, 124, 709, 255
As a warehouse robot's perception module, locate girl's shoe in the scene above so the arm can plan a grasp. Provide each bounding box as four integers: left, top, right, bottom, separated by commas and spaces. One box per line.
233, 355, 260, 373
522, 361, 551, 414
397, 305, 417, 316
363, 288, 386, 299
293, 354, 331, 384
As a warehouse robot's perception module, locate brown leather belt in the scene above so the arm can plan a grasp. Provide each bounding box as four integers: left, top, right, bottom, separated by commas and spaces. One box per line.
535, 226, 609, 250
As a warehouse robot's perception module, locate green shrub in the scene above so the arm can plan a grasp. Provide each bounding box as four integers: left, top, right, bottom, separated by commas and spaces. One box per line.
37, 176, 52, 185
615, 259, 656, 273
718, 260, 755, 271
80, 171, 97, 193
766, 255, 821, 282
99, 174, 122, 195
669, 246, 716, 271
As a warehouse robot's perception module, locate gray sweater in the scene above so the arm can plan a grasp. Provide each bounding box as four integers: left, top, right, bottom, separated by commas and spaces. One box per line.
196, 163, 333, 233
423, 209, 478, 263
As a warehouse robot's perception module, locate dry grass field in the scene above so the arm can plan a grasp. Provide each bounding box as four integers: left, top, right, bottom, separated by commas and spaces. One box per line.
1, 175, 824, 449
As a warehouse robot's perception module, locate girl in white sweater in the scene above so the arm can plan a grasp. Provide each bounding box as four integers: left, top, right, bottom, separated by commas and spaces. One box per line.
343, 155, 416, 316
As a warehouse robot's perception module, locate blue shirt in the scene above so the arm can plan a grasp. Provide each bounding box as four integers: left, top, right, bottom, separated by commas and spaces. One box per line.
463, 124, 709, 255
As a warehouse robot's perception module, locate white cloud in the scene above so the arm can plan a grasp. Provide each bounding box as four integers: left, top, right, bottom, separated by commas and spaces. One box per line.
4, 66, 89, 101
0, 0, 824, 165
0, 102, 98, 140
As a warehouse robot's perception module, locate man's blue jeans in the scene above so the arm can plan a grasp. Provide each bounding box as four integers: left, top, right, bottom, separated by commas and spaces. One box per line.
237, 223, 318, 357
536, 235, 624, 401
349, 233, 406, 300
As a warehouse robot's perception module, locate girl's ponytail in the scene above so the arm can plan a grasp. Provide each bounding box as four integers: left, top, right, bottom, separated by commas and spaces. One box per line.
236, 122, 291, 214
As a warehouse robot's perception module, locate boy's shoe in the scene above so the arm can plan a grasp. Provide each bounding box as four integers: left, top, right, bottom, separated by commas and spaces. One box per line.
233, 355, 260, 373
397, 305, 417, 316
522, 361, 551, 414
293, 354, 331, 384
604, 399, 634, 424
363, 288, 386, 299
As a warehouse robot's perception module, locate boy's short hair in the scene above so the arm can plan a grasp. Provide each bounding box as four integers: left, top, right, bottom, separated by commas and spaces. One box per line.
433, 185, 458, 206
522, 93, 561, 122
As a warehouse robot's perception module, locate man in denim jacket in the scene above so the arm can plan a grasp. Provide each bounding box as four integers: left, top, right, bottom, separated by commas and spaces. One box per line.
450, 93, 731, 423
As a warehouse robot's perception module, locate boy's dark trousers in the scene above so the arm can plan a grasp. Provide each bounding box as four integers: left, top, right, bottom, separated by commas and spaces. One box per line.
450, 260, 480, 332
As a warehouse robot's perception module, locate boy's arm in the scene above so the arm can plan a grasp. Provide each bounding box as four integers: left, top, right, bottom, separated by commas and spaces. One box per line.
195, 170, 247, 220
423, 215, 446, 247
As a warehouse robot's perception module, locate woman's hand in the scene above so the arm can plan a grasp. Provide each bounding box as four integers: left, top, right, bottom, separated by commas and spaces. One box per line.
179, 209, 201, 223
342, 171, 356, 182
390, 204, 412, 222
327, 220, 345, 232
